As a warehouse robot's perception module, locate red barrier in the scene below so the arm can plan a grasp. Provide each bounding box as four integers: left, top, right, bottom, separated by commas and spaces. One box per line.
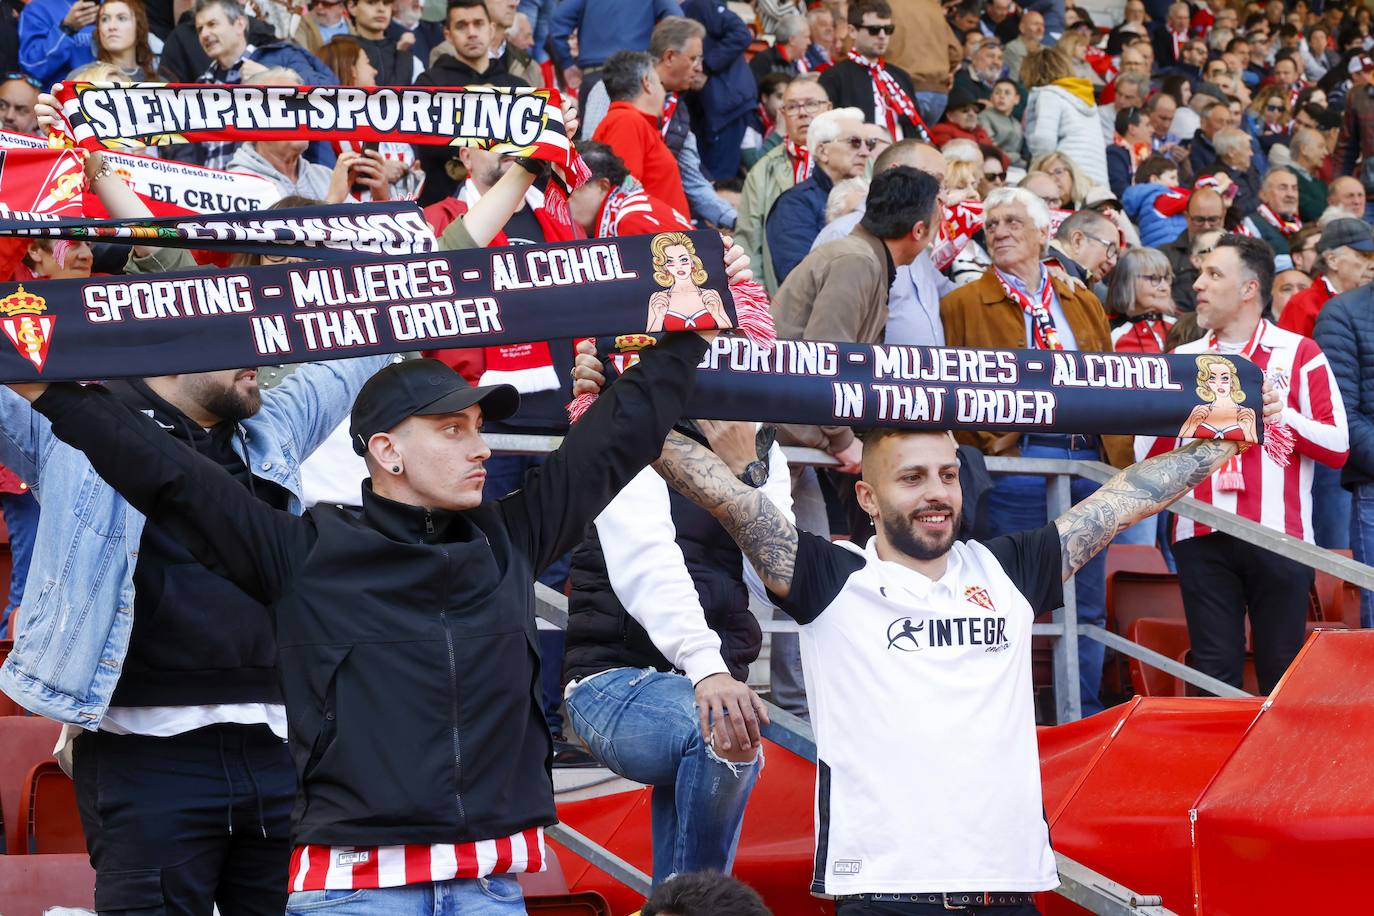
1191, 630, 1374, 914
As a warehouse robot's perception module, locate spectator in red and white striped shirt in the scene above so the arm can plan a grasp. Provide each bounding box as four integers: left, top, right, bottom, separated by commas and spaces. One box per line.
1138, 234, 1349, 693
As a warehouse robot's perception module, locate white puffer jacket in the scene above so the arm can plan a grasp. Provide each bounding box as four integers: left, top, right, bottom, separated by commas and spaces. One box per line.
1023, 80, 1110, 188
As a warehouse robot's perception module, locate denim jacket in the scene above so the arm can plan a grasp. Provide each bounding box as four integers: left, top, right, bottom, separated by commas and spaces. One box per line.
0, 355, 394, 727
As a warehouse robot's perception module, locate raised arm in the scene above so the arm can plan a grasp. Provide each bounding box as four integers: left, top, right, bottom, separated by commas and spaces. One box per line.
15, 382, 310, 605
1055, 438, 1237, 580
652, 429, 800, 599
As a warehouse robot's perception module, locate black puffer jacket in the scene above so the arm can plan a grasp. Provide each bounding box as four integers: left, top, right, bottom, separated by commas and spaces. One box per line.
1313, 284, 1374, 488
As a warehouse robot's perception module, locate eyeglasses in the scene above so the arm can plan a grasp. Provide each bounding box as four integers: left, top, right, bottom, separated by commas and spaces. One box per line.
2, 72, 42, 91
782, 99, 830, 114
1264, 103, 1286, 112
1189, 214, 1224, 226
1046, 165, 1070, 178
1083, 233, 1120, 259
983, 169, 1006, 182
1139, 273, 1172, 286
835, 135, 881, 151
862, 24, 896, 35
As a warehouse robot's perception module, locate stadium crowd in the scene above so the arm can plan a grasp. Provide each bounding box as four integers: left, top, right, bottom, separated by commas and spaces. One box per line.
0, 0, 1371, 913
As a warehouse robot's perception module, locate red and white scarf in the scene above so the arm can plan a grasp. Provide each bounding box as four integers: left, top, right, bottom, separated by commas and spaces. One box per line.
846, 50, 930, 141
785, 139, 813, 183
660, 92, 680, 139
1170, 29, 1188, 60
1255, 203, 1302, 235
994, 267, 1063, 350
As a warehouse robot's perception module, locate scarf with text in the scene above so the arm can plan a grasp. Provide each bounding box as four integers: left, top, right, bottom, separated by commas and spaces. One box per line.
0, 202, 438, 260
0, 229, 777, 382
572, 335, 1276, 450
50, 82, 589, 189
994, 267, 1064, 350
0, 221, 1286, 451
0, 130, 281, 220
845, 51, 930, 141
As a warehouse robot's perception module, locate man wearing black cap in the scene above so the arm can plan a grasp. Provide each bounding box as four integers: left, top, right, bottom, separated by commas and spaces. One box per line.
7, 317, 723, 910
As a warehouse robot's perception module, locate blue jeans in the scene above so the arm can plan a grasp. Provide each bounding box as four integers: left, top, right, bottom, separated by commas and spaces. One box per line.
286, 877, 524, 915
1311, 462, 1352, 550
1350, 482, 1374, 629
915, 91, 948, 126
565, 668, 761, 884
0, 488, 38, 637
984, 443, 1107, 717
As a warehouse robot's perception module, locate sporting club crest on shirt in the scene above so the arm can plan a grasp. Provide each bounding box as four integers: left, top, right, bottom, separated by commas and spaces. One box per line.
0, 285, 56, 372
963, 585, 996, 613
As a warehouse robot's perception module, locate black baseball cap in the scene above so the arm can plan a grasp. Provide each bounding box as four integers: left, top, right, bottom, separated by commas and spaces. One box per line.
349, 358, 520, 456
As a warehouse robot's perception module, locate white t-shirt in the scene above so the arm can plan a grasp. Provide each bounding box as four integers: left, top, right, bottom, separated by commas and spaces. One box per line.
775, 526, 1064, 896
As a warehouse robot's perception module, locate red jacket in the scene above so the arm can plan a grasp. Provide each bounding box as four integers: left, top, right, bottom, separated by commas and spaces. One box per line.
592, 102, 690, 218
1277, 277, 1336, 339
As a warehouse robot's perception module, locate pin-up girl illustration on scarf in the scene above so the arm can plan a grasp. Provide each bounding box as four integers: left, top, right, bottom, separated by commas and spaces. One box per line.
645, 232, 730, 333
1177, 354, 1258, 442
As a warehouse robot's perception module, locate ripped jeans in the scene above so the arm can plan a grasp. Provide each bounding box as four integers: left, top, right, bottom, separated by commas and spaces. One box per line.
565, 667, 762, 885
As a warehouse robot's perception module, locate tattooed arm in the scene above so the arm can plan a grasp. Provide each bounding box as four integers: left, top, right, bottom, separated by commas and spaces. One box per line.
653, 429, 800, 599
1055, 439, 1237, 580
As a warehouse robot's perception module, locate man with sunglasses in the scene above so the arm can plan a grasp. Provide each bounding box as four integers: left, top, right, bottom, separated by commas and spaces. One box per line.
0, 72, 39, 136
765, 106, 873, 285
819, 0, 925, 141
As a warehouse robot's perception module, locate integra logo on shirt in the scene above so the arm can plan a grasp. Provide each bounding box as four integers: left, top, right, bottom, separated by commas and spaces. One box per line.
885, 614, 1009, 652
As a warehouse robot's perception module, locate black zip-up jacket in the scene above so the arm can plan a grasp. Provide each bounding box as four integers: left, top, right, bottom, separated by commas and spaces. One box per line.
110, 379, 288, 707
31, 332, 709, 847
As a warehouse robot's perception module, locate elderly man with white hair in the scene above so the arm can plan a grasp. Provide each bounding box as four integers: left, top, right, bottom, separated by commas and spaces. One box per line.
941, 186, 1134, 717
766, 106, 874, 284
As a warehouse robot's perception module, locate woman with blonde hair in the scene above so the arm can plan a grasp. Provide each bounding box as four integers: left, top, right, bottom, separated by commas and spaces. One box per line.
1021, 46, 1111, 188
943, 159, 983, 204
1052, 30, 1101, 85
1177, 354, 1258, 442
1028, 151, 1097, 209
646, 232, 730, 332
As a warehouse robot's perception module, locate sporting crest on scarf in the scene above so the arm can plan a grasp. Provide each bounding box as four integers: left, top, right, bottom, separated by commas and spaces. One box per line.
0, 285, 55, 371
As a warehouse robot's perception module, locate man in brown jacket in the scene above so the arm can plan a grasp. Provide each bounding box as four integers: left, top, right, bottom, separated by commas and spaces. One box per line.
774, 165, 943, 471
941, 185, 1131, 718
885, 0, 962, 123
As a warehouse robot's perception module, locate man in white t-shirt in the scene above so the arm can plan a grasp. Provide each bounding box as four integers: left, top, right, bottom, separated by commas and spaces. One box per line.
648, 408, 1277, 911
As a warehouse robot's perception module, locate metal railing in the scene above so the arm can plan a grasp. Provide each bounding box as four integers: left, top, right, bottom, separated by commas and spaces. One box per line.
497, 433, 1372, 915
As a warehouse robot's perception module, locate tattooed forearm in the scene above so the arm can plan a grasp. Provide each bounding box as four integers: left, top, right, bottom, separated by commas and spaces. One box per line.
1055, 439, 1237, 580
653, 431, 799, 597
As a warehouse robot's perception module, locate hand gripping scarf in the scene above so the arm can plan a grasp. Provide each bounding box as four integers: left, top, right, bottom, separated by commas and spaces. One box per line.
0, 211, 1284, 455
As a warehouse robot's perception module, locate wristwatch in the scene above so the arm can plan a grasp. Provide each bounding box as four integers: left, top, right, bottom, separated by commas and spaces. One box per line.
736, 459, 768, 488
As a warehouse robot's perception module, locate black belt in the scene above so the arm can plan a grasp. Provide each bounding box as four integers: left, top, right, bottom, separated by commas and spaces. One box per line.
839, 892, 1037, 908
1021, 433, 1099, 452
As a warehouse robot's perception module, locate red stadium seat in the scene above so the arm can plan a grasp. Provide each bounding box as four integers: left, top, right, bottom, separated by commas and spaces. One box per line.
1311, 551, 1360, 625
1105, 543, 1170, 579
0, 854, 95, 916
19, 760, 84, 854
1127, 618, 1192, 697
523, 894, 613, 915
0, 717, 61, 854
0, 640, 21, 717
1107, 571, 1185, 636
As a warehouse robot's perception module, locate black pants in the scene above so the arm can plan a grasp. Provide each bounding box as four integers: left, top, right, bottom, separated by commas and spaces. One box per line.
837, 901, 1040, 915
1173, 532, 1313, 693
73, 723, 294, 916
